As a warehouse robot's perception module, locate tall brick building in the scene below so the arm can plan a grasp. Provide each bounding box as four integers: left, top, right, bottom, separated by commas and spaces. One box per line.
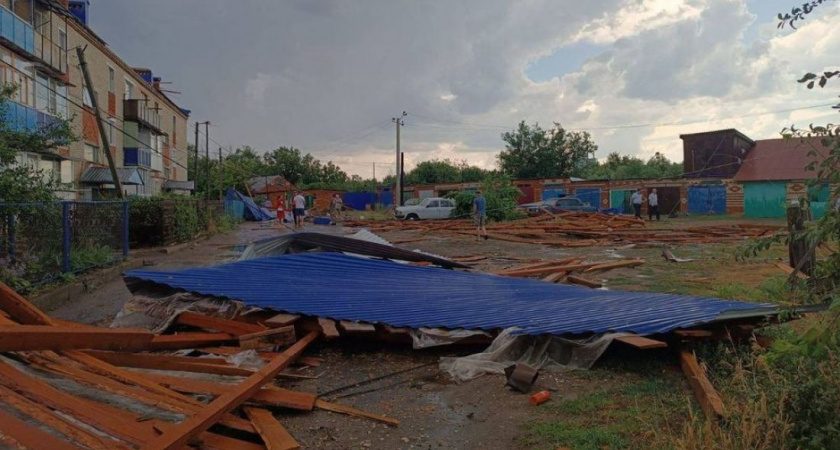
1, 0, 190, 199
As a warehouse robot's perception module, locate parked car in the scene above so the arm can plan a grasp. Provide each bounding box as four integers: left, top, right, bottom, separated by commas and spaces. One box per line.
395, 197, 456, 220
517, 196, 598, 214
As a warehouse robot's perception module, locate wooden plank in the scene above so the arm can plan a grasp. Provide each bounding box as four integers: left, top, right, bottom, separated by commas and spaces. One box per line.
176, 311, 267, 336
339, 321, 376, 334
614, 335, 668, 349
674, 329, 714, 338
148, 333, 236, 350
0, 326, 154, 352
583, 259, 645, 273
198, 433, 267, 450
264, 314, 301, 328
315, 399, 400, 427
773, 261, 810, 280
495, 257, 578, 274
318, 318, 340, 339
140, 330, 320, 450
83, 350, 258, 377
244, 407, 301, 450
565, 275, 603, 289
679, 349, 724, 419
0, 281, 54, 325
0, 359, 156, 445
497, 262, 602, 278
239, 326, 297, 348
541, 271, 567, 283
142, 373, 317, 411
0, 407, 81, 450
0, 384, 125, 450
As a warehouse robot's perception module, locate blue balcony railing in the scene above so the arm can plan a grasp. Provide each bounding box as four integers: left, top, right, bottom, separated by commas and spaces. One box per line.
0, 5, 35, 55
1, 100, 62, 135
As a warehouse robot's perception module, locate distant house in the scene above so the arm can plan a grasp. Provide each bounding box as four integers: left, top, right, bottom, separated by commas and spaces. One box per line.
733, 137, 832, 218
680, 129, 755, 179
247, 176, 296, 207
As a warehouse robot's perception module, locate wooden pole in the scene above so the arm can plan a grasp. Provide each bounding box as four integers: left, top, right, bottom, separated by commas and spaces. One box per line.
787, 200, 815, 277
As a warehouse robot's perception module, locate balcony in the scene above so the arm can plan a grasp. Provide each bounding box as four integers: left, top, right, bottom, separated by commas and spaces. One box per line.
123, 99, 163, 134
0, 5, 35, 56
124, 147, 152, 168
1, 99, 68, 146
32, 31, 67, 75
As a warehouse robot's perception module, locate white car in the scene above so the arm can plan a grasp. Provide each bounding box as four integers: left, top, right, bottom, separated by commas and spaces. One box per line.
395, 197, 456, 220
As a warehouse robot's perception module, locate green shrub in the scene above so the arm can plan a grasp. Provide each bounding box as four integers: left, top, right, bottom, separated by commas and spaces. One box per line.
172, 201, 203, 242
446, 173, 526, 222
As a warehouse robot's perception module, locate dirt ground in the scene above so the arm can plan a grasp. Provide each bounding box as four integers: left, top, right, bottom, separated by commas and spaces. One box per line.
35, 215, 794, 449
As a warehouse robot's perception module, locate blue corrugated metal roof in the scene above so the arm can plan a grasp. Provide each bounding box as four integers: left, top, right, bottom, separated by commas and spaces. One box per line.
124, 253, 778, 336
80, 167, 144, 185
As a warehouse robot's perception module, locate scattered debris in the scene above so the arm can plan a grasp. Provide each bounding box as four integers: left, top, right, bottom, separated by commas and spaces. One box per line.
663, 248, 695, 263
504, 362, 540, 393
529, 390, 551, 406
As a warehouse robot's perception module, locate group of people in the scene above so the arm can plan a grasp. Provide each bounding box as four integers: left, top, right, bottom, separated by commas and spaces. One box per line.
630, 188, 660, 221
274, 191, 345, 229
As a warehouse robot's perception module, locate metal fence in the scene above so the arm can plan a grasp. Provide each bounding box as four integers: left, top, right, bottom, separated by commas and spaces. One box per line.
0, 201, 129, 289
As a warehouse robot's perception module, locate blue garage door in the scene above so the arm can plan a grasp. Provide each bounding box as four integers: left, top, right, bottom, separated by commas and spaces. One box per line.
574, 188, 601, 210
542, 188, 566, 200
688, 185, 726, 215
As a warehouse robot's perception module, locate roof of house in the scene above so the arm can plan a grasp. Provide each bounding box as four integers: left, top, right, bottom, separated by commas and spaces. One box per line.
80, 167, 143, 185
679, 128, 756, 144
733, 137, 830, 182
247, 176, 294, 193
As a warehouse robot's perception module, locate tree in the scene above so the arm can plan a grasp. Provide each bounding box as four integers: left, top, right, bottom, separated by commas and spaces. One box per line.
0, 85, 76, 203
498, 121, 597, 179
406, 159, 462, 184
447, 172, 526, 222
574, 151, 683, 180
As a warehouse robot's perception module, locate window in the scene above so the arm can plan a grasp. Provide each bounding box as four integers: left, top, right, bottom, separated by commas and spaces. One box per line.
107, 119, 115, 144
55, 84, 67, 117
124, 79, 134, 100
171, 116, 177, 145
108, 66, 115, 92
58, 29, 67, 51
82, 77, 93, 107
427, 200, 440, 208
84, 144, 100, 164
35, 74, 49, 111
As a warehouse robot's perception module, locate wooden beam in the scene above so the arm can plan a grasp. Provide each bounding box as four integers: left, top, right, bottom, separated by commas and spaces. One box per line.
315, 399, 399, 427
140, 330, 320, 450
0, 384, 125, 450
264, 314, 301, 328
339, 321, 376, 334
318, 318, 340, 339
176, 312, 267, 336
0, 407, 81, 450
583, 259, 645, 273
239, 326, 297, 349
197, 433, 267, 450
244, 407, 301, 450
0, 326, 153, 352
614, 335, 668, 349
679, 349, 724, 419
83, 350, 257, 377
148, 333, 237, 350
0, 281, 54, 325
565, 275, 603, 288
674, 329, 714, 338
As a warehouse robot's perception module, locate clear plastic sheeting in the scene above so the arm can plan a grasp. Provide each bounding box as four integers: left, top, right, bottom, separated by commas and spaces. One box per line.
224, 350, 267, 370
410, 327, 491, 349
110, 288, 259, 333
440, 328, 626, 382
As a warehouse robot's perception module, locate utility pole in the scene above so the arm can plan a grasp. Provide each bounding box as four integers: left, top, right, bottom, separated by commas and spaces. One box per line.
193, 122, 199, 186
218, 147, 223, 201
76, 47, 123, 198
204, 121, 210, 202
372, 163, 376, 181
392, 111, 406, 206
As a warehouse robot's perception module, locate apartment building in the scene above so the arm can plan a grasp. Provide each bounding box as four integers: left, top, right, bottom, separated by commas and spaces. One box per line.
0, 0, 190, 200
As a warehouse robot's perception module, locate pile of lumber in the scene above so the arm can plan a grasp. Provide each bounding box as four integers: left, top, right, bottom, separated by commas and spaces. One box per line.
0, 282, 397, 450
495, 256, 646, 288
344, 212, 782, 247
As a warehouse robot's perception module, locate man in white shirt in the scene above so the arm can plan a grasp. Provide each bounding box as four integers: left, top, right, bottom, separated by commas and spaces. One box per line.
648, 188, 660, 221
292, 191, 306, 228
630, 189, 643, 219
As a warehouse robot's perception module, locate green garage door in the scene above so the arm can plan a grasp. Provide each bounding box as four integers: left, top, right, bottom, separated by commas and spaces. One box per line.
744, 182, 786, 218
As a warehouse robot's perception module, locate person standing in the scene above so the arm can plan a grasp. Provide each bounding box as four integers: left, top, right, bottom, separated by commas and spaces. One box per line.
473, 191, 488, 241
648, 188, 660, 221
331, 194, 343, 223
292, 190, 306, 228
631, 188, 643, 219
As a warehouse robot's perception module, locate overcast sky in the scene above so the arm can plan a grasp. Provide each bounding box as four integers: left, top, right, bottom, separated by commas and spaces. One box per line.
90, 0, 839, 179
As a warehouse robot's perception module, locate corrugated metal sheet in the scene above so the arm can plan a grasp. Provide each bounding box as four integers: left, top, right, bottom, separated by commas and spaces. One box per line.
124, 253, 779, 336
80, 167, 144, 185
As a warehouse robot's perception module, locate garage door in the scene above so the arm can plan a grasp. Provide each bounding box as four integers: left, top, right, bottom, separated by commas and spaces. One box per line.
574, 188, 601, 209
610, 190, 635, 214
688, 185, 727, 215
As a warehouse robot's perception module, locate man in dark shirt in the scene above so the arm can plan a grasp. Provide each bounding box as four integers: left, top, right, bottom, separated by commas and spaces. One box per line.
473, 191, 487, 241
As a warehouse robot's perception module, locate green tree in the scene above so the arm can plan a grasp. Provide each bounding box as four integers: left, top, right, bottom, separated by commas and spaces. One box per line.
0, 85, 76, 202
498, 121, 597, 179
447, 172, 525, 222
406, 159, 462, 184
575, 151, 682, 180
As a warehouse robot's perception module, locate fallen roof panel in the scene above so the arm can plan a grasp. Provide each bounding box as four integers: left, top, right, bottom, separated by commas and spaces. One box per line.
125, 253, 779, 336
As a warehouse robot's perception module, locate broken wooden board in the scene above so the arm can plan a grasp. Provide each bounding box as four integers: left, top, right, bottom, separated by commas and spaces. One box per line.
318, 318, 341, 339
0, 326, 154, 352
565, 275, 602, 289
773, 261, 810, 280
315, 399, 399, 427
583, 259, 645, 273
0, 281, 55, 325
140, 331, 320, 450
239, 326, 296, 349
614, 335, 667, 349
82, 350, 258, 377
339, 321, 376, 334
244, 407, 301, 450
541, 271, 567, 283
147, 333, 237, 350
264, 314, 301, 328
0, 407, 81, 450
175, 312, 267, 336
679, 349, 724, 419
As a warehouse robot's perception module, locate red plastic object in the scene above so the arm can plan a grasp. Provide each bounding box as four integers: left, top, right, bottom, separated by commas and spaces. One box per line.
530, 390, 550, 406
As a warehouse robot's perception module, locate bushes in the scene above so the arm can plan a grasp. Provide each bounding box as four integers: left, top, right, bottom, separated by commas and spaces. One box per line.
130, 197, 236, 247
447, 173, 526, 222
